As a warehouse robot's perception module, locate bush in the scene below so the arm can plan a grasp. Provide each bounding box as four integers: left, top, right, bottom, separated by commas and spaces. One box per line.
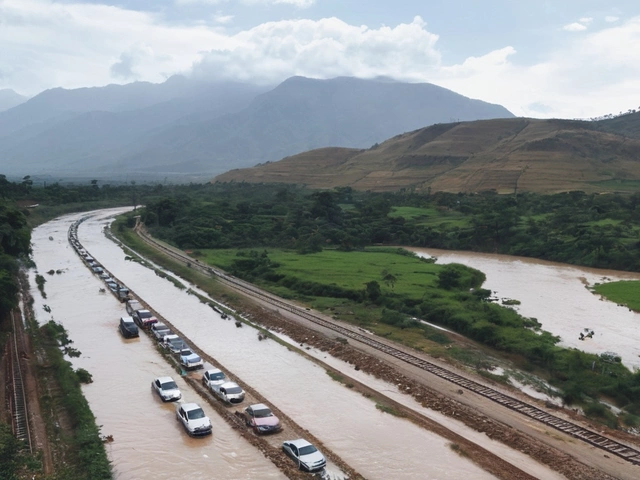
76, 368, 93, 384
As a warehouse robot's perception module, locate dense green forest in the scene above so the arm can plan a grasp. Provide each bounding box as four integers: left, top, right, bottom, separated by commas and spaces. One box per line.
138, 182, 640, 272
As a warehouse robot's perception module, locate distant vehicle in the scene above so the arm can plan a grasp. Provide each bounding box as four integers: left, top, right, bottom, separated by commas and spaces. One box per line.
134, 309, 158, 328
242, 404, 281, 434
119, 316, 139, 338
152, 376, 181, 402
99, 272, 110, 279
176, 403, 212, 436
179, 348, 203, 370
211, 381, 245, 404
151, 323, 172, 341
117, 287, 130, 301
202, 369, 226, 390
126, 299, 143, 317
282, 439, 326, 472
92, 266, 104, 274
106, 281, 119, 292
162, 334, 186, 354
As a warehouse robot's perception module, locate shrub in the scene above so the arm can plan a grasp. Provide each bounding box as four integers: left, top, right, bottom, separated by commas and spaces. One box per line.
76, 368, 93, 384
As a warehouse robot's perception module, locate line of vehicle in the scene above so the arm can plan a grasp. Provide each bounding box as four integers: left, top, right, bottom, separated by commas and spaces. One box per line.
68, 215, 357, 480
135, 225, 640, 466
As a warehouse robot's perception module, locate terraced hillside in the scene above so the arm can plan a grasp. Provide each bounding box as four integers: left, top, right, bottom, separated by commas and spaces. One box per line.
214, 114, 640, 193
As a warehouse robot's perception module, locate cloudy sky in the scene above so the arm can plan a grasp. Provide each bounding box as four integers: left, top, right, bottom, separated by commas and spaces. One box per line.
1, 0, 638, 119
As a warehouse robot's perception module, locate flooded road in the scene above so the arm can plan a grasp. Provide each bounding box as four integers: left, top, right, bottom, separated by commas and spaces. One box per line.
30, 210, 285, 480
31, 209, 501, 479
411, 248, 640, 369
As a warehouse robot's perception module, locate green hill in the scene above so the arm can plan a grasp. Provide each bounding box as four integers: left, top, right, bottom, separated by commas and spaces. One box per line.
214, 116, 640, 194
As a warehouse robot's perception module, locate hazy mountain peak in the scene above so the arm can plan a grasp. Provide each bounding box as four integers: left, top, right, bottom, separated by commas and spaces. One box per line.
0, 89, 28, 113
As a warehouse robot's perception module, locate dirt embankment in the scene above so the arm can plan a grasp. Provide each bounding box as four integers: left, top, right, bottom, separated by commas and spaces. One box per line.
233, 300, 621, 480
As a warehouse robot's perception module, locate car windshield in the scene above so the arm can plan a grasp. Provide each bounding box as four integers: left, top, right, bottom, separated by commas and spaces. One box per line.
253, 408, 272, 418
210, 372, 225, 380
298, 445, 318, 455
138, 311, 152, 319
162, 381, 178, 390
226, 386, 243, 395
181, 349, 193, 356
187, 408, 205, 420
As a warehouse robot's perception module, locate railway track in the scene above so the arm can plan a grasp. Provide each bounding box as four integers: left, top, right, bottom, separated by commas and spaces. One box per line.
132, 224, 640, 466
9, 309, 33, 452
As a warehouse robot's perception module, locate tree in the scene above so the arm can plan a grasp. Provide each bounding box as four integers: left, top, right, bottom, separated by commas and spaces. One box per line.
437, 265, 461, 289
365, 280, 382, 302
381, 270, 397, 289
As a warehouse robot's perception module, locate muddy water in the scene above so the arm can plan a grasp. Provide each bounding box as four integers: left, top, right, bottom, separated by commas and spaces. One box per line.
30, 210, 285, 480
294, 337, 566, 480
410, 248, 640, 369
71, 209, 496, 479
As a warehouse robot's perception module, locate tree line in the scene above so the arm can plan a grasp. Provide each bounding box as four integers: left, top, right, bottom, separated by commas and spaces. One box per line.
139, 183, 640, 273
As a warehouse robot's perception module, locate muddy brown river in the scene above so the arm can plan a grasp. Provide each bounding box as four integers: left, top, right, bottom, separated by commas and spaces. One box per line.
30, 209, 506, 479
410, 248, 640, 370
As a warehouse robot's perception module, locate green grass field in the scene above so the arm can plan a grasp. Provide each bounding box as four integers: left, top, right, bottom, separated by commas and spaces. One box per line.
200, 247, 441, 297
389, 205, 470, 228
593, 280, 640, 311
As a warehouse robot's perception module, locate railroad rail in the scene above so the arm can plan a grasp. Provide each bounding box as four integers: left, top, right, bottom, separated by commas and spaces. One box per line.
9, 309, 33, 452
132, 224, 640, 466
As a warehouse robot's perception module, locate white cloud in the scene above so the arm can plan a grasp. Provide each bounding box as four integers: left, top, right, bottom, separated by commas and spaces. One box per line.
191, 16, 440, 84
430, 17, 640, 119
175, 0, 314, 6
563, 22, 588, 32
241, 0, 316, 6
1, 0, 639, 119
175, 0, 228, 5
213, 13, 234, 24
563, 17, 593, 32
0, 0, 229, 94
605, 16, 620, 23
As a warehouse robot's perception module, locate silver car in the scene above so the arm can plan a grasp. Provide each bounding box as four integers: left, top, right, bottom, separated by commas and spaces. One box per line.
176, 403, 212, 437
282, 439, 326, 472
179, 348, 203, 370
202, 368, 226, 390
211, 381, 245, 404
152, 376, 181, 402
151, 323, 172, 341
162, 334, 185, 354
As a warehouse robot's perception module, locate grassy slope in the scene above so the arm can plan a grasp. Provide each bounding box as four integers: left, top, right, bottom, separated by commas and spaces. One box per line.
213, 117, 640, 194
593, 281, 640, 311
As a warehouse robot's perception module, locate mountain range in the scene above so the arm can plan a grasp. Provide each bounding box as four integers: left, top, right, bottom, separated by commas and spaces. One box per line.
0, 89, 27, 113
0, 76, 512, 181
214, 113, 640, 194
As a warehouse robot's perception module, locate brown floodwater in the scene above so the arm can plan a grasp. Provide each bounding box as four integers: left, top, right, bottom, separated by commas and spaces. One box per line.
30, 209, 499, 479
30, 210, 285, 480
409, 248, 640, 369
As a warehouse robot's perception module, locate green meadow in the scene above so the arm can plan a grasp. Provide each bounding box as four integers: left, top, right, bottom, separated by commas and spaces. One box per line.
593, 280, 640, 311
